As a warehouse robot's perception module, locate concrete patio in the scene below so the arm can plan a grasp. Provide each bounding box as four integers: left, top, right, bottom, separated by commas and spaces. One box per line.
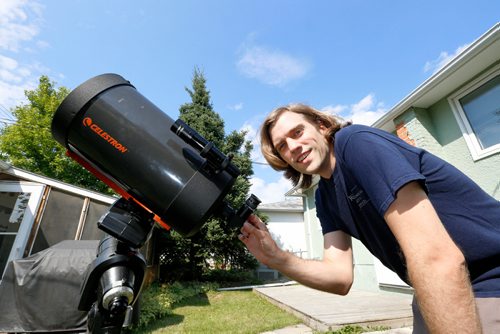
254, 283, 413, 333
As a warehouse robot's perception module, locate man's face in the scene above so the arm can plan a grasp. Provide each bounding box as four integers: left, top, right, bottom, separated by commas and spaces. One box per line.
270, 111, 335, 178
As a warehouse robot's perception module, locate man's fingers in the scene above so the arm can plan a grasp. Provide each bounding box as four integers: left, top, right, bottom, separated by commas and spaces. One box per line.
241, 222, 255, 235
240, 215, 269, 246
247, 214, 268, 231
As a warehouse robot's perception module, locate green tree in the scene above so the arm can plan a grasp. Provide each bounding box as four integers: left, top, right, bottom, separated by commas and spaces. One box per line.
158, 68, 258, 281
0, 76, 110, 193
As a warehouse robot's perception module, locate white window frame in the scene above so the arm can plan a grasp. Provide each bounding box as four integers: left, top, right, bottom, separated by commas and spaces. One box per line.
1, 181, 45, 279
448, 63, 500, 161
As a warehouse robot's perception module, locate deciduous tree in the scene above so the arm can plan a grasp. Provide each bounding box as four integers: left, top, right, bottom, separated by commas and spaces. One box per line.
0, 76, 111, 194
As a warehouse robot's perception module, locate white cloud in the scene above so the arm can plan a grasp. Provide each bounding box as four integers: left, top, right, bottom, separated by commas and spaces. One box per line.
0, 0, 46, 111
424, 44, 470, 74
36, 39, 49, 50
240, 120, 266, 164
322, 94, 386, 126
250, 176, 292, 204
0, 54, 18, 70
228, 102, 243, 111
321, 104, 347, 115
237, 44, 310, 87
0, 0, 44, 52
0, 54, 37, 109
0, 80, 31, 113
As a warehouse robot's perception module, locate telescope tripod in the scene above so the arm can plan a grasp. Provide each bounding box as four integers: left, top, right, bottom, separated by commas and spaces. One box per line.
78, 193, 260, 333
79, 198, 153, 334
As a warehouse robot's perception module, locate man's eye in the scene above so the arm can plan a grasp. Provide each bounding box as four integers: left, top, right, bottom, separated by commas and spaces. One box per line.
293, 129, 303, 137
277, 143, 285, 152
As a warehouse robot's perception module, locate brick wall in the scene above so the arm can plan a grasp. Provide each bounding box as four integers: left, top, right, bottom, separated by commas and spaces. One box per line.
395, 122, 416, 146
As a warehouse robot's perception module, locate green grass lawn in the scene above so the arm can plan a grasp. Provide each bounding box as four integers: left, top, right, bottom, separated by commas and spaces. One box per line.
131, 289, 301, 334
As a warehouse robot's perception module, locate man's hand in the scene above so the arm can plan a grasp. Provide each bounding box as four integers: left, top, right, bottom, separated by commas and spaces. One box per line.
239, 215, 354, 295
238, 214, 284, 267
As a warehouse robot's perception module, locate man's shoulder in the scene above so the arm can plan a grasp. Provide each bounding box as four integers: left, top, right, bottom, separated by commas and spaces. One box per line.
337, 124, 383, 137
335, 124, 381, 147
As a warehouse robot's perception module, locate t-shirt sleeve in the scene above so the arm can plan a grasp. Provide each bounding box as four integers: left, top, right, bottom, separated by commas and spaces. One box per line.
337, 128, 426, 216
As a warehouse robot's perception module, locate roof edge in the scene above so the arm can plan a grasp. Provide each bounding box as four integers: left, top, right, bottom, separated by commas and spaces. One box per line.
1, 163, 115, 203
373, 22, 500, 132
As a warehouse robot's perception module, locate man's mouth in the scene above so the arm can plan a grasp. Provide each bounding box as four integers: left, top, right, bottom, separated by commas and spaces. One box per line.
297, 151, 310, 163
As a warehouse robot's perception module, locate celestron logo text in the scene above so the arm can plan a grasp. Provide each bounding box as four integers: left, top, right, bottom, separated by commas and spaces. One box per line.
83, 117, 128, 153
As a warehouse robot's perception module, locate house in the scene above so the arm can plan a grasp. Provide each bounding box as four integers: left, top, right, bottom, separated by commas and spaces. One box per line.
295, 22, 500, 292
0, 161, 116, 279
255, 197, 305, 280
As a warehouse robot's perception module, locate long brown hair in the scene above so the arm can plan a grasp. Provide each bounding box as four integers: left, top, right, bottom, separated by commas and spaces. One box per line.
260, 103, 350, 189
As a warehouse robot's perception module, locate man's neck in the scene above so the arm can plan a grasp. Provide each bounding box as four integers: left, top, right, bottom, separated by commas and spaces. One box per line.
319, 149, 336, 179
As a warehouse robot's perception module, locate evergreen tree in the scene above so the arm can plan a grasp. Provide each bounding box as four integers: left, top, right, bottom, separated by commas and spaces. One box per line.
0, 76, 111, 193
158, 68, 258, 282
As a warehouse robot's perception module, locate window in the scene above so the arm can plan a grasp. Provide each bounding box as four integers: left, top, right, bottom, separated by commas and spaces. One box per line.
30, 188, 114, 255
449, 64, 500, 160
0, 182, 44, 278
80, 199, 109, 240
30, 188, 84, 254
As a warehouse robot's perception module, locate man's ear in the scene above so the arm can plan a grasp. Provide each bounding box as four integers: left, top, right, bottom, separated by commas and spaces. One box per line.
317, 120, 328, 132
317, 122, 331, 140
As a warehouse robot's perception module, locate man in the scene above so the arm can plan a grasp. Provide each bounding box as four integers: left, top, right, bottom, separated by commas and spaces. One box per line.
239, 104, 500, 333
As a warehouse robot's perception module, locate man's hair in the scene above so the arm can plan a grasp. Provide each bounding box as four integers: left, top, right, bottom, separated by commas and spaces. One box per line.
260, 103, 350, 189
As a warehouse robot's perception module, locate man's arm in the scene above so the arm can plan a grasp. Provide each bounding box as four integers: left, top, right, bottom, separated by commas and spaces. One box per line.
384, 181, 481, 333
239, 214, 354, 295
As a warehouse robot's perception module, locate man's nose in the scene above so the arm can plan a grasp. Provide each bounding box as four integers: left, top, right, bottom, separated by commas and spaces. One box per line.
286, 138, 300, 152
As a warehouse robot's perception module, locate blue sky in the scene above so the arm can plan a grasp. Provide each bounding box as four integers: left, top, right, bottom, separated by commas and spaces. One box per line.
0, 0, 498, 203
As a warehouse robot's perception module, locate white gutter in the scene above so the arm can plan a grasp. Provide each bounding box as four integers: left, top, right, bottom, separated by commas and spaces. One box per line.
1, 164, 116, 204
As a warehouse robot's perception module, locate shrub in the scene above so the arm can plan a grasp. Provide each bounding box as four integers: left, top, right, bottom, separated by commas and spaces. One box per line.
128, 281, 218, 330
201, 269, 261, 287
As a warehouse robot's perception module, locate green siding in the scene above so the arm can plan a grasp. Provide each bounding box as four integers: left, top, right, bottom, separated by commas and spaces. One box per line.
303, 186, 324, 260
396, 97, 500, 200
304, 185, 380, 291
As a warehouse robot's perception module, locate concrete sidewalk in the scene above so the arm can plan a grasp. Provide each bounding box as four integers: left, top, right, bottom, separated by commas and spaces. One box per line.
254, 283, 413, 333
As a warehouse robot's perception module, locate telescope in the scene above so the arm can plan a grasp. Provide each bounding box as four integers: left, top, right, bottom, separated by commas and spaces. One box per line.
51, 73, 260, 333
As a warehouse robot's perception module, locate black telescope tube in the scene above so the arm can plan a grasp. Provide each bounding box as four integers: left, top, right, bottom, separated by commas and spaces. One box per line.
52, 74, 132, 148
51, 73, 240, 237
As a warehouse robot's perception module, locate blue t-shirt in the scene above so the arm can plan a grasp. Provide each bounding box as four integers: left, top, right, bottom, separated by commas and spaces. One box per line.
316, 124, 500, 297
